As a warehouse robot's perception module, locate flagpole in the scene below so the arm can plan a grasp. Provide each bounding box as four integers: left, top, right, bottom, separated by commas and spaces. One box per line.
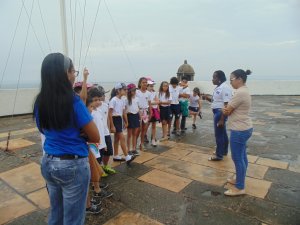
59, 0, 69, 56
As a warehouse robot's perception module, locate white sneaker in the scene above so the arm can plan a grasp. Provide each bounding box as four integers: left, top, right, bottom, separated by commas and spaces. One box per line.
151, 139, 157, 147
224, 187, 245, 196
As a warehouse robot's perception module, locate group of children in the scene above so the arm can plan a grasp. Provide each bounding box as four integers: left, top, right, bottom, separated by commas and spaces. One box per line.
75, 74, 202, 214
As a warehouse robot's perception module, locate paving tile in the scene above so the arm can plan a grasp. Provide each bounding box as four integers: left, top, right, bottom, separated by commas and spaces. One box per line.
288, 163, 300, 173
264, 168, 300, 188
247, 155, 258, 163
256, 157, 289, 170
181, 151, 268, 179
0, 163, 45, 194
267, 183, 300, 209
238, 197, 300, 225
160, 147, 191, 160
0, 180, 36, 225
103, 210, 164, 225
286, 109, 300, 113
252, 120, 266, 125
0, 138, 35, 151
252, 132, 261, 136
264, 112, 282, 117
134, 151, 158, 164
138, 169, 192, 193
10, 128, 38, 136
113, 162, 152, 179
26, 188, 50, 209
0, 132, 8, 139
145, 156, 232, 186
5, 209, 47, 225
156, 140, 177, 148
224, 177, 272, 199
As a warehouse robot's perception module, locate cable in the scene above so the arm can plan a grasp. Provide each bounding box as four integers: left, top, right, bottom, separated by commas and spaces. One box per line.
69, 0, 74, 59
78, 0, 87, 73
37, 0, 52, 52
104, 0, 137, 80
21, 0, 45, 55
0, 2, 24, 89
12, 0, 35, 116
83, 0, 102, 66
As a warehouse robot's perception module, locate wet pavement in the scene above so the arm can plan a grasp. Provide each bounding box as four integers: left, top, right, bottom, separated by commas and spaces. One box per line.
0, 96, 300, 225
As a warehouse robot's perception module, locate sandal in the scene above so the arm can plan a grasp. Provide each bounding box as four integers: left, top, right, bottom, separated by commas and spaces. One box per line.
208, 156, 222, 161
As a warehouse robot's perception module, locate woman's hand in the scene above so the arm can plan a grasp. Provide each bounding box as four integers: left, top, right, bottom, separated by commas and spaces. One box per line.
83, 67, 89, 82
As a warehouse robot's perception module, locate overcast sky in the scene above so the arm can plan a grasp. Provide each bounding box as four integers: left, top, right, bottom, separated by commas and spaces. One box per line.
0, 0, 299, 87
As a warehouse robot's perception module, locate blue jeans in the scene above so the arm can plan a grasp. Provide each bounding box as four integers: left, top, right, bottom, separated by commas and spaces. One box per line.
230, 128, 253, 189
213, 109, 229, 159
41, 155, 90, 225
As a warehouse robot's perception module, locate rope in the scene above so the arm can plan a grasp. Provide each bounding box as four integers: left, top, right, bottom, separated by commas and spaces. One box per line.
78, 0, 87, 73
0, 3, 24, 89
37, 0, 52, 52
69, 0, 74, 59
12, 0, 35, 116
104, 0, 137, 80
83, 0, 103, 66
21, 0, 45, 55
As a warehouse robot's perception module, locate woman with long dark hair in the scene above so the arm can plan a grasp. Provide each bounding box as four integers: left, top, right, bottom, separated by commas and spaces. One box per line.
34, 53, 99, 225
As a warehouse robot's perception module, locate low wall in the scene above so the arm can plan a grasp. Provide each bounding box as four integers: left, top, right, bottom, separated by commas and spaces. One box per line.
0, 80, 299, 117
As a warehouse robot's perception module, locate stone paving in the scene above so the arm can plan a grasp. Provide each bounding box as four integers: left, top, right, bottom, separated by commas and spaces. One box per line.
0, 96, 300, 225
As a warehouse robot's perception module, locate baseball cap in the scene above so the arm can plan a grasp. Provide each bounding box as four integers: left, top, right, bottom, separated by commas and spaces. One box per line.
127, 83, 137, 90
114, 82, 127, 90
146, 77, 155, 85
74, 81, 94, 89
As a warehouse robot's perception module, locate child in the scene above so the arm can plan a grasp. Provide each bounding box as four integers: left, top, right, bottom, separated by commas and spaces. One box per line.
146, 78, 160, 147
85, 97, 103, 214
125, 83, 140, 155
88, 90, 114, 197
168, 77, 181, 136
178, 76, 191, 133
96, 85, 117, 175
109, 83, 135, 164
158, 81, 172, 141
189, 87, 202, 129
136, 77, 152, 150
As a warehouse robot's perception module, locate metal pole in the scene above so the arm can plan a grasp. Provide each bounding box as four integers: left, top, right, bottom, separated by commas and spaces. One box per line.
60, 0, 68, 56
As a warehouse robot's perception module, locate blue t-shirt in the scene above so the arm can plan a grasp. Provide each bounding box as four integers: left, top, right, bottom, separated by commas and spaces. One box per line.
35, 95, 92, 157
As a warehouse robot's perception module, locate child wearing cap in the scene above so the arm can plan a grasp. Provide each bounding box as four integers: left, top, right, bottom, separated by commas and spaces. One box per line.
168, 77, 182, 136
146, 78, 160, 147
125, 83, 140, 155
109, 83, 135, 164
189, 87, 202, 129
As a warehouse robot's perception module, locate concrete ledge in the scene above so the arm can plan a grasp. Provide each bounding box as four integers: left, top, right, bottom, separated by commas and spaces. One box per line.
1, 80, 299, 116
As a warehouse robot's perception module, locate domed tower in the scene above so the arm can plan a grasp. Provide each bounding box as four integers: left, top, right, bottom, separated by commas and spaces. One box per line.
177, 60, 195, 81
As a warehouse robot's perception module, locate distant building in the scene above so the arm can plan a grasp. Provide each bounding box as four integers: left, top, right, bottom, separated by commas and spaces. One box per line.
177, 60, 195, 81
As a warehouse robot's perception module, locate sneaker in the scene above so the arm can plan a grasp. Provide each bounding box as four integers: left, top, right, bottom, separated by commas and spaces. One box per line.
128, 150, 134, 155
113, 155, 125, 161
176, 131, 181, 136
180, 130, 185, 134
171, 130, 176, 134
126, 154, 136, 164
103, 165, 116, 174
192, 124, 196, 129
86, 204, 103, 214
99, 182, 109, 189
93, 189, 113, 199
144, 135, 149, 143
224, 187, 245, 196
151, 139, 157, 147
90, 197, 102, 206
101, 172, 108, 178
160, 137, 168, 142
131, 150, 140, 156
198, 112, 202, 119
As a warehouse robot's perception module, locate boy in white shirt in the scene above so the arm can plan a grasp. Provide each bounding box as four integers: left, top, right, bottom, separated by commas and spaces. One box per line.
178, 76, 191, 133
168, 77, 182, 136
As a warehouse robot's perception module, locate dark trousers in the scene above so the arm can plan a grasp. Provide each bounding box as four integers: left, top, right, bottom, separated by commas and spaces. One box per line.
213, 108, 229, 159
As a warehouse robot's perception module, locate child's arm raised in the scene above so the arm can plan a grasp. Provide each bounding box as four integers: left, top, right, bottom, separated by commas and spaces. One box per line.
79, 68, 89, 104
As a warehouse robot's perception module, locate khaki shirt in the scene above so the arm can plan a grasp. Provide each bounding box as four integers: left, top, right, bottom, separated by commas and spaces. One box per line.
228, 86, 252, 131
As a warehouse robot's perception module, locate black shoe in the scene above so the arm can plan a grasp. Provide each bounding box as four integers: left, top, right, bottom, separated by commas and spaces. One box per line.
126, 155, 136, 165
144, 135, 149, 143
93, 189, 113, 199
90, 197, 102, 206
171, 130, 176, 134
131, 150, 140, 156
100, 182, 108, 189
192, 124, 196, 129
128, 150, 134, 155
86, 204, 103, 214
198, 112, 202, 119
